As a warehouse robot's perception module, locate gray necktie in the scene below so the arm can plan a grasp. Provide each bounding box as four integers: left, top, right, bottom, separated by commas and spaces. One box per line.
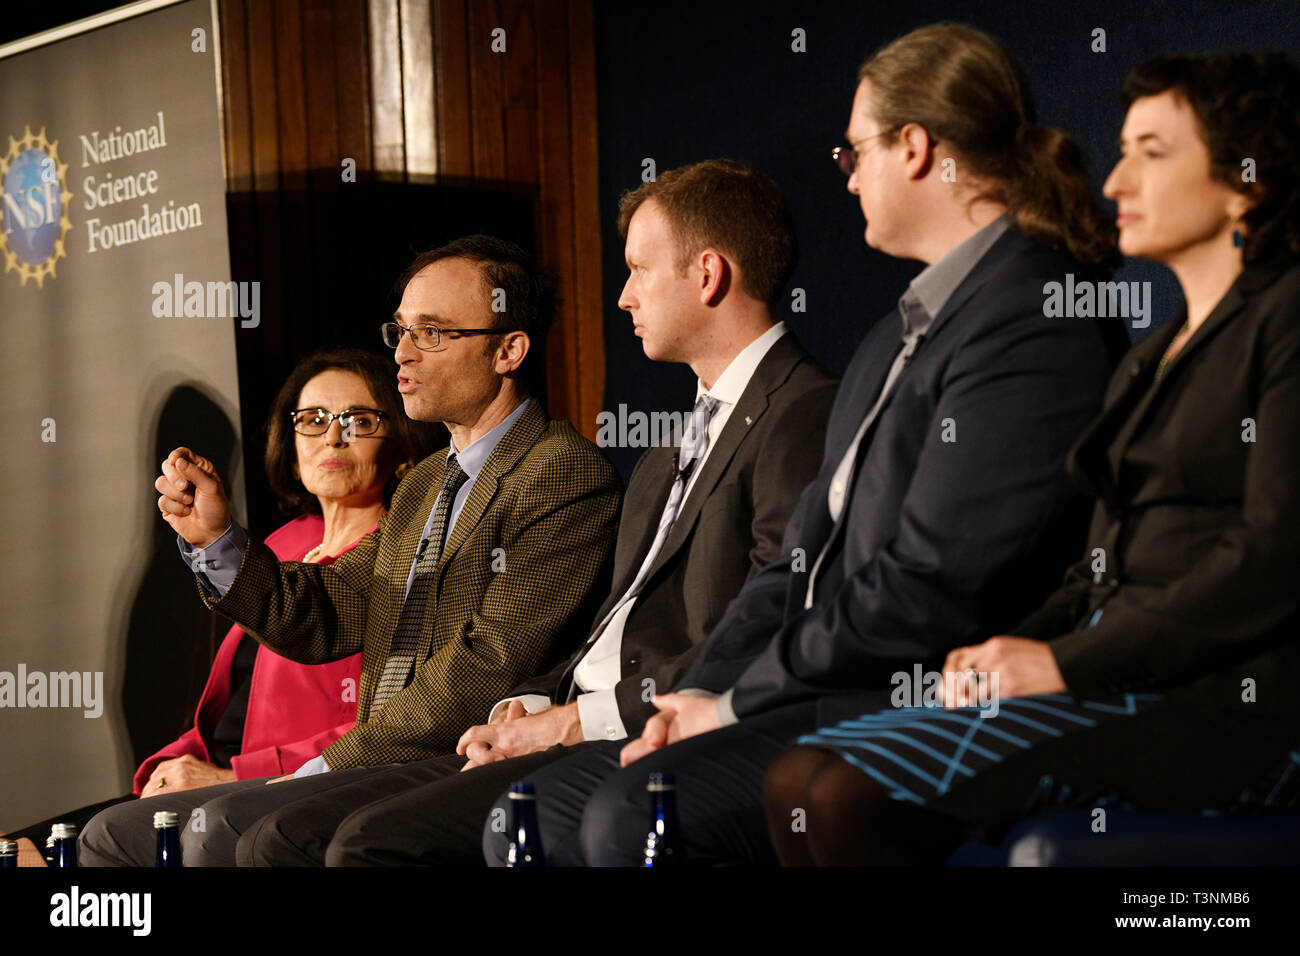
368, 455, 469, 718
586, 393, 720, 640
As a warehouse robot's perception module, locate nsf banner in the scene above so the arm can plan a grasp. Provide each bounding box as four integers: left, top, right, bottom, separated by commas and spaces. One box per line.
0, 0, 244, 830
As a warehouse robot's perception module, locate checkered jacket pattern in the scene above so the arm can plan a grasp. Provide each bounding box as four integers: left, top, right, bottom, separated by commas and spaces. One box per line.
195, 401, 621, 769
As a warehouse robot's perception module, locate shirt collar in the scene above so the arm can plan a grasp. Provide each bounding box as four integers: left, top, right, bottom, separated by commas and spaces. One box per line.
448, 396, 532, 480
695, 321, 788, 407
899, 215, 1010, 338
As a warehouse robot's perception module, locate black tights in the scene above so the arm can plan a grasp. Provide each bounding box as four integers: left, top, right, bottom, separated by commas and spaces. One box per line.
763, 746, 967, 865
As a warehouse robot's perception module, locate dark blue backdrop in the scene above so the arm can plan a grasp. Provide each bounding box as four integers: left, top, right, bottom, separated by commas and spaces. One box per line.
591, 0, 1300, 477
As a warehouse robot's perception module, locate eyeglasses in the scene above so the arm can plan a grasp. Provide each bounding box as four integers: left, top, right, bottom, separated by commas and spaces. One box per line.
290, 407, 387, 437
380, 321, 501, 351
831, 129, 900, 177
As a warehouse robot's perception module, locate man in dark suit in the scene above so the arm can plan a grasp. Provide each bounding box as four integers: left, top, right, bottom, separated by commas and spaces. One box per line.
230, 159, 839, 865
480, 29, 1132, 866
78, 236, 623, 865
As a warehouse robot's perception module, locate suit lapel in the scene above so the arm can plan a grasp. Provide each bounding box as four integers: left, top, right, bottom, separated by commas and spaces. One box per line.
834, 313, 902, 450
1107, 283, 1250, 472
913, 228, 1035, 347
437, 399, 547, 571
826, 230, 1020, 441
359, 400, 550, 716
600, 446, 677, 616
1070, 261, 1274, 503
640, 334, 805, 585
1057, 320, 1178, 505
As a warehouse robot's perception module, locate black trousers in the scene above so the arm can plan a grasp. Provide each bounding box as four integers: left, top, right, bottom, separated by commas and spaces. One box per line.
232, 743, 603, 865
299, 743, 605, 866
257, 699, 831, 867
482, 699, 830, 866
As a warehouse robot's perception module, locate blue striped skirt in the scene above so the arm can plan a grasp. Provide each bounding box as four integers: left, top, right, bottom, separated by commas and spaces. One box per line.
798, 693, 1300, 823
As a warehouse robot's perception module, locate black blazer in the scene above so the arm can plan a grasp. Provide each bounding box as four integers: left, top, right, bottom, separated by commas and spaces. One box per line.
680, 227, 1130, 718
505, 332, 838, 734
1016, 258, 1300, 725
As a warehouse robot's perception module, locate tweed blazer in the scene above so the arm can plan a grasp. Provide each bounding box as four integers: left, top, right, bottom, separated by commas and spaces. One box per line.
195, 400, 622, 768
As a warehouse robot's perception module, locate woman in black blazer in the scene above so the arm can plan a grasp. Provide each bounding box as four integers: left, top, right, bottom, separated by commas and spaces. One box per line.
763, 50, 1300, 865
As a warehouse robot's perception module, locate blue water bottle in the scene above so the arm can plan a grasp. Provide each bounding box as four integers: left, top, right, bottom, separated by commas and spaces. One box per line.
0, 839, 17, 867
505, 781, 546, 867
643, 772, 683, 866
154, 810, 182, 867
50, 823, 78, 868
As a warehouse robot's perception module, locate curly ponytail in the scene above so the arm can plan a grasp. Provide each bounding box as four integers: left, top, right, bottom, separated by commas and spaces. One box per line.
1008, 124, 1122, 272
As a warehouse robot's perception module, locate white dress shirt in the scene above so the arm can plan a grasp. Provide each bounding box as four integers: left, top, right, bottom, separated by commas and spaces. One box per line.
490, 322, 789, 741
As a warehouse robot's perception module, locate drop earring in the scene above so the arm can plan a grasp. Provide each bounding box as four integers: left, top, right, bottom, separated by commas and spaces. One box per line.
1232, 228, 1243, 248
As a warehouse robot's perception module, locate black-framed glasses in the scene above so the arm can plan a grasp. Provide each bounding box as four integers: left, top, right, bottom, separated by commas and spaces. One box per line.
831, 129, 900, 176
380, 321, 501, 351
290, 407, 387, 437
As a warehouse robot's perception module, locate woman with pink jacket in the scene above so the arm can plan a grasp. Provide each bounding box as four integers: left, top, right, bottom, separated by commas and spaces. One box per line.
11, 348, 439, 841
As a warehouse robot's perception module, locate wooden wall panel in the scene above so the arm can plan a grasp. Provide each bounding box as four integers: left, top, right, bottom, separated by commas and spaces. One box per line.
302, 0, 342, 176
333, 0, 373, 175
501, 0, 540, 187
565, 0, 606, 433
466, 0, 507, 183
368, 0, 406, 173
433, 0, 472, 177
535, 0, 578, 421
217, 0, 605, 438
400, 0, 438, 175
273, 0, 309, 180
220, 0, 253, 190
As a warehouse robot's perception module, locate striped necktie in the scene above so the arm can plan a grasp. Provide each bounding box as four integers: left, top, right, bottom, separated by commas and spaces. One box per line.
586, 393, 720, 639
368, 454, 469, 718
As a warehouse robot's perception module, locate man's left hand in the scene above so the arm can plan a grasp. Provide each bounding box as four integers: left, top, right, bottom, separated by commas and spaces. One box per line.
618, 693, 721, 767
457, 702, 584, 771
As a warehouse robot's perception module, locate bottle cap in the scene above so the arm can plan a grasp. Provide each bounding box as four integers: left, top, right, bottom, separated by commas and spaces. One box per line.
508, 780, 536, 799
0, 839, 17, 855
153, 811, 180, 828
51, 823, 78, 839
646, 771, 676, 791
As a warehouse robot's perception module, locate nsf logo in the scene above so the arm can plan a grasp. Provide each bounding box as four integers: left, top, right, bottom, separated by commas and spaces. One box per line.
0, 125, 73, 288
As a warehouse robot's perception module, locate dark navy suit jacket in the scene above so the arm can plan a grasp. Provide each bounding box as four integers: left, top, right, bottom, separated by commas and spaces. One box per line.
679, 227, 1129, 719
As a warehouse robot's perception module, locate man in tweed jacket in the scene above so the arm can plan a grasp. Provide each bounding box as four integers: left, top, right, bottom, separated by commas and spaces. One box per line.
78, 237, 621, 866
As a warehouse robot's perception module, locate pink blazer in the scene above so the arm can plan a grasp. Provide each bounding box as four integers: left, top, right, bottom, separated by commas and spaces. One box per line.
133, 514, 372, 792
